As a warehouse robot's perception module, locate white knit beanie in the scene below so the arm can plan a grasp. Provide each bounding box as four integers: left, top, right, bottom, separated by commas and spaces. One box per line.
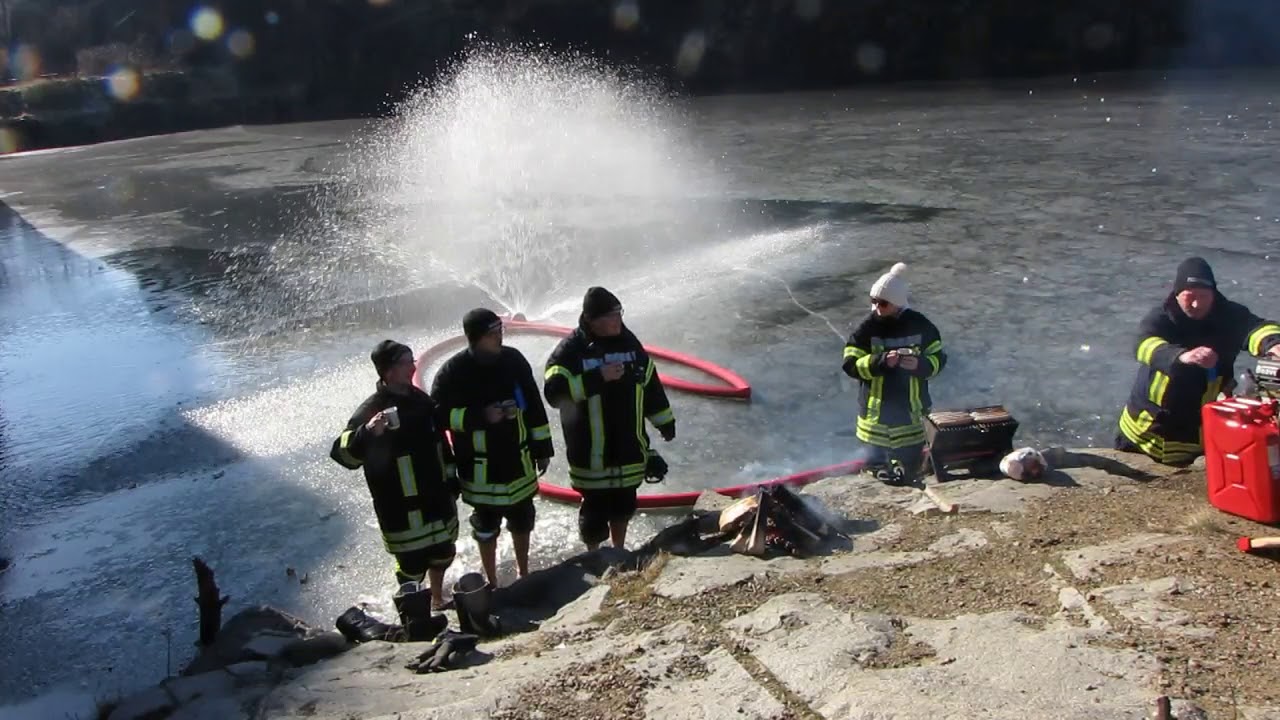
870, 262, 909, 309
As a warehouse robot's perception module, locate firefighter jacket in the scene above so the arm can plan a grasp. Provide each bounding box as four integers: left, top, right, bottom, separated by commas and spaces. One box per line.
1119, 293, 1280, 465
842, 309, 947, 449
544, 322, 675, 490
430, 347, 554, 507
330, 383, 458, 554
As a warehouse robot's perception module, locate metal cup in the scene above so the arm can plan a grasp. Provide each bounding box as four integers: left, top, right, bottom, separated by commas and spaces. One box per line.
384, 406, 401, 430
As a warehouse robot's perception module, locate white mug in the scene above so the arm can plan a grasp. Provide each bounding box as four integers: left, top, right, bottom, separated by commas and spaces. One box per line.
384, 406, 401, 430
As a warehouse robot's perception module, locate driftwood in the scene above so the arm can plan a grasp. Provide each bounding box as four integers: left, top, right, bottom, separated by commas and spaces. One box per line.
1155, 696, 1171, 720
193, 556, 229, 647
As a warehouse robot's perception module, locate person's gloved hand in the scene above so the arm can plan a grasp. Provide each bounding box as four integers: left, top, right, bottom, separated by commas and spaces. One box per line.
536, 457, 551, 474
645, 453, 669, 483
658, 423, 675, 442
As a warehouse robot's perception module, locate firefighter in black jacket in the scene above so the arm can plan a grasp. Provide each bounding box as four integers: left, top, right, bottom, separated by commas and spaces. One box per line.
1117, 257, 1280, 466
331, 340, 459, 610
842, 263, 946, 484
430, 308, 554, 587
544, 287, 675, 550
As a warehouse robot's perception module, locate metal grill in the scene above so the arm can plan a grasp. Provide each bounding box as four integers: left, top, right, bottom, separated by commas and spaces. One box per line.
925, 405, 1020, 482
1253, 358, 1280, 395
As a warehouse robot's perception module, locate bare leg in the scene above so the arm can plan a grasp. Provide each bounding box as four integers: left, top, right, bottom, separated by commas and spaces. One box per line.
478, 539, 499, 588
609, 519, 629, 550
428, 567, 447, 609
511, 532, 531, 578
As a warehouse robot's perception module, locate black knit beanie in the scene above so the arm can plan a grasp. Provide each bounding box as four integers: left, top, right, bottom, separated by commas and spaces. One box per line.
1174, 257, 1216, 293
371, 339, 412, 376
463, 308, 503, 344
582, 286, 622, 320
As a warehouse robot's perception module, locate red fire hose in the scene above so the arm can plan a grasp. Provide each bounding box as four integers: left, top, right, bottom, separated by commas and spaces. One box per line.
414, 317, 861, 509
413, 318, 750, 400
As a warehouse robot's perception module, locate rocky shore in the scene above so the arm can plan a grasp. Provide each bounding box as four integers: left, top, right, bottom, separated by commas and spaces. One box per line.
101, 448, 1280, 720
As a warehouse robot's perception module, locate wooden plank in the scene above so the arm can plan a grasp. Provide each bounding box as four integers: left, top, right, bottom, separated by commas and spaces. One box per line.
923, 486, 958, 514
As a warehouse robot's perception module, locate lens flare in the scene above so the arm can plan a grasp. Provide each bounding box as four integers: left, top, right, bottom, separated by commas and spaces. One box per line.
227, 29, 256, 59
0, 127, 21, 154
612, 0, 640, 31
12, 44, 42, 81
105, 67, 142, 101
190, 7, 226, 41
674, 32, 707, 77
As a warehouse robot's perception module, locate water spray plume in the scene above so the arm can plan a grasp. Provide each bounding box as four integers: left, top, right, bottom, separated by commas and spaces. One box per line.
353, 44, 723, 319
204, 44, 728, 342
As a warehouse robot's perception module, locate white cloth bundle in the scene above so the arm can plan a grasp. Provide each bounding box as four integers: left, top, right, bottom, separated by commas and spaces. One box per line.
1000, 447, 1048, 481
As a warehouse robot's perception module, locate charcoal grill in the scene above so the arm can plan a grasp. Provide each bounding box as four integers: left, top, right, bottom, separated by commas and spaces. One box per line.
924, 405, 1019, 482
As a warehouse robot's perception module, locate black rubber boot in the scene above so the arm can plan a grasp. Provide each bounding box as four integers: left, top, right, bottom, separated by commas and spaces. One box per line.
393, 582, 446, 642
335, 606, 397, 644
452, 572, 503, 638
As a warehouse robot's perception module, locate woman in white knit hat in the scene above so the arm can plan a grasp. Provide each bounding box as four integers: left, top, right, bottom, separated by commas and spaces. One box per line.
841, 262, 947, 485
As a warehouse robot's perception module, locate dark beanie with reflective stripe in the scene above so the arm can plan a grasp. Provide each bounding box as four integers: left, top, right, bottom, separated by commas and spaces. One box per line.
463, 308, 502, 344
371, 339, 412, 376
582, 286, 622, 320
1174, 257, 1216, 293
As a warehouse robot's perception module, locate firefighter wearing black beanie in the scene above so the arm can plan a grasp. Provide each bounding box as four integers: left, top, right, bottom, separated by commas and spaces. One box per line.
1117, 257, 1280, 465
544, 287, 676, 550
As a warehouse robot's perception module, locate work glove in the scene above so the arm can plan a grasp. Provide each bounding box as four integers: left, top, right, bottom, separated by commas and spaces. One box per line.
536, 457, 551, 475
645, 452, 669, 483
658, 422, 676, 442
405, 630, 480, 673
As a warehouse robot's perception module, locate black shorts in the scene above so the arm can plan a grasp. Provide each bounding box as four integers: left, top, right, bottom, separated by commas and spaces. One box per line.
578, 487, 639, 545
468, 498, 537, 541
393, 542, 456, 584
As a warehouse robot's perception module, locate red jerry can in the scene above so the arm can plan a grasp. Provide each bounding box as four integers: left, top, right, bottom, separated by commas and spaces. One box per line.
1202, 398, 1280, 524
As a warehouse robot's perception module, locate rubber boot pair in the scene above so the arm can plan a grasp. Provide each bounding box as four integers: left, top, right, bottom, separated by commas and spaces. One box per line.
452, 572, 503, 638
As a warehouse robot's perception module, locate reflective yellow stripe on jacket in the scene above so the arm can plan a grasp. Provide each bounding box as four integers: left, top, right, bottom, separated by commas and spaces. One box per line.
460, 413, 537, 506
1249, 325, 1280, 356
334, 430, 362, 468
568, 462, 648, 490
382, 512, 459, 553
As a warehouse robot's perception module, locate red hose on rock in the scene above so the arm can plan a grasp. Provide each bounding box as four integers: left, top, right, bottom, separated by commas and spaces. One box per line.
414, 317, 859, 509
